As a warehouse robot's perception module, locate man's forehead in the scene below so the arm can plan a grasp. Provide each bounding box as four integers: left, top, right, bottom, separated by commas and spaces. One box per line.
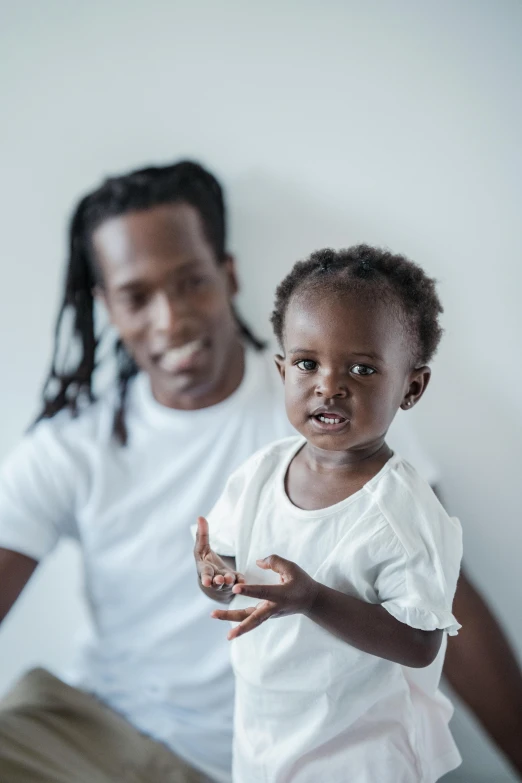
91, 206, 216, 289
92, 203, 209, 258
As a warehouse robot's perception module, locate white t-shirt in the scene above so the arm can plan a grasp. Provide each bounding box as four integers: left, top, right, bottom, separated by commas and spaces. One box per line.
0, 348, 441, 781
208, 436, 463, 783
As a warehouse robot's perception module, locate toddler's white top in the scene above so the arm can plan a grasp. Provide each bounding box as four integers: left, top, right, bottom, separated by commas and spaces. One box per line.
209, 436, 463, 783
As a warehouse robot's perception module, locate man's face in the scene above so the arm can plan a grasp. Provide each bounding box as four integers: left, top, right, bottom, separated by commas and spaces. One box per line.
93, 202, 241, 409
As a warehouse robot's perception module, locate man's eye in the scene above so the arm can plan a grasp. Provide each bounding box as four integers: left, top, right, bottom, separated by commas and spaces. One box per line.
296, 360, 317, 371
183, 275, 207, 292
121, 291, 147, 310
351, 364, 375, 376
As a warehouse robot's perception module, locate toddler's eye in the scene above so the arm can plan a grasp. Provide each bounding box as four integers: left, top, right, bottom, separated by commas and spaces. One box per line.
351, 364, 375, 376
296, 360, 317, 371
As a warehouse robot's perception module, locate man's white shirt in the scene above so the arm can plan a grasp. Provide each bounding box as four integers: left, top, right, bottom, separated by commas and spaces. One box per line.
0, 349, 440, 782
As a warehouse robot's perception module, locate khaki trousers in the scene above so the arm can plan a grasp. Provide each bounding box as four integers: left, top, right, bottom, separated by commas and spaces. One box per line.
0, 668, 215, 783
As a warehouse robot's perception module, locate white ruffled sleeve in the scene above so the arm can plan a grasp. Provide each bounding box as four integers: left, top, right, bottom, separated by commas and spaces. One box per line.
374, 515, 463, 636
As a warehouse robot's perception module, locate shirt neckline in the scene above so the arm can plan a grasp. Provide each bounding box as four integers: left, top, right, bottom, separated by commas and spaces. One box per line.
277, 437, 400, 519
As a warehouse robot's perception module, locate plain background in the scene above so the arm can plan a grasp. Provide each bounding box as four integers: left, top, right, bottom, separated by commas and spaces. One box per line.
1, 1, 521, 780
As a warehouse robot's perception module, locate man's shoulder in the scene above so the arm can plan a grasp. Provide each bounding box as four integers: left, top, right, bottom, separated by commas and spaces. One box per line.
26, 385, 119, 455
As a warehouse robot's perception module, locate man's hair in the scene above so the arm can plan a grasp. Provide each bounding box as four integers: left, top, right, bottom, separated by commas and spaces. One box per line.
38, 160, 264, 444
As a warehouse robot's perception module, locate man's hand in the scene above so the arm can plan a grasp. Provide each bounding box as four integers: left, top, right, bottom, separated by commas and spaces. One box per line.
211, 554, 318, 640
194, 517, 244, 601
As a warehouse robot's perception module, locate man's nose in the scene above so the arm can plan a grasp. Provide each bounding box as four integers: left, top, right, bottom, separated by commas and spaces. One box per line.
149, 290, 188, 333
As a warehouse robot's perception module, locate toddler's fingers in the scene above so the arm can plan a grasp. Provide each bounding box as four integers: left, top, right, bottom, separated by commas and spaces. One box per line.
199, 565, 214, 588
256, 554, 291, 575
228, 602, 272, 640
211, 607, 255, 622
232, 583, 279, 600
213, 574, 225, 586
223, 572, 236, 585
195, 517, 210, 553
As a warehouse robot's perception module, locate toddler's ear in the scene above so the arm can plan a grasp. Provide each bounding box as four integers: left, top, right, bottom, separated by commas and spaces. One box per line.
401, 365, 431, 410
274, 354, 286, 383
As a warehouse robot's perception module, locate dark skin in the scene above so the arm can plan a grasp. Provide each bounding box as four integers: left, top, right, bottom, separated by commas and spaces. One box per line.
194, 517, 245, 604
0, 549, 37, 622
201, 288, 442, 667
1, 202, 520, 774
93, 202, 244, 411
447, 573, 522, 776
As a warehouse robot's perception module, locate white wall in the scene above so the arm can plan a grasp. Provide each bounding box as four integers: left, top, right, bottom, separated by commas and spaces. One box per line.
1, 1, 521, 779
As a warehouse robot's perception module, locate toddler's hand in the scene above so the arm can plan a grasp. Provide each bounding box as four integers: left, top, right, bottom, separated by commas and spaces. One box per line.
211, 554, 318, 639
194, 516, 245, 591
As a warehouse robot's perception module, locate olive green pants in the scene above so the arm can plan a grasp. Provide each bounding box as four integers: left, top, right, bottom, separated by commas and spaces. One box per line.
0, 668, 215, 783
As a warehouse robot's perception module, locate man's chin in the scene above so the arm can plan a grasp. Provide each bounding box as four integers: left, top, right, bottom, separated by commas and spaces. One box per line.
150, 366, 218, 407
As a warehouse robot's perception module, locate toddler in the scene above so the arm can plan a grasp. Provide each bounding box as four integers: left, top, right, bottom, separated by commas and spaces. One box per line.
194, 245, 462, 782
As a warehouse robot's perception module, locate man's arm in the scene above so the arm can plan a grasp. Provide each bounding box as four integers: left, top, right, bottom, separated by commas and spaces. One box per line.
444, 569, 522, 778
0, 547, 38, 623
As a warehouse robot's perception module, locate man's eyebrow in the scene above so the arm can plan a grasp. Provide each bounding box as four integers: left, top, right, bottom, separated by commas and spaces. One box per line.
114, 280, 146, 292
113, 259, 208, 291
173, 259, 208, 274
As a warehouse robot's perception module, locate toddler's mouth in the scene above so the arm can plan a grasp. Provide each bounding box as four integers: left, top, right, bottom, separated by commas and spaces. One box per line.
310, 409, 350, 432
315, 413, 346, 425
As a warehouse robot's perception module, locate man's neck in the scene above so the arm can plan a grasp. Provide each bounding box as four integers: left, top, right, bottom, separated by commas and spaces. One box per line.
150, 340, 246, 411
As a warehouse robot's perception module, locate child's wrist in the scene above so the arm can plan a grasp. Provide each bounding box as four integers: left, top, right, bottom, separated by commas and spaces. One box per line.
304, 578, 322, 618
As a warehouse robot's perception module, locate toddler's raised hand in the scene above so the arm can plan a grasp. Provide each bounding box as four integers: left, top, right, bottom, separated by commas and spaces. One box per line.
211, 554, 319, 639
194, 516, 245, 594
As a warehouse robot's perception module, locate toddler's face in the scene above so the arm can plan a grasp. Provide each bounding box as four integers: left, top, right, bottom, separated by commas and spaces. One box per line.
275, 289, 427, 453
